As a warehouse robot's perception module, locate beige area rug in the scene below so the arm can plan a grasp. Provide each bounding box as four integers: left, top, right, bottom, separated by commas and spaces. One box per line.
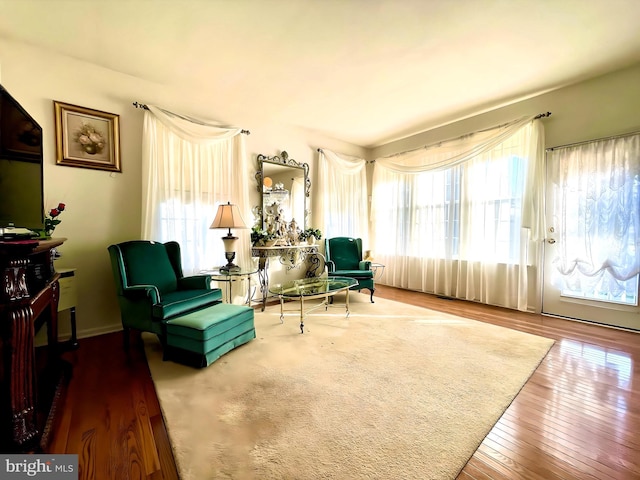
143, 295, 554, 480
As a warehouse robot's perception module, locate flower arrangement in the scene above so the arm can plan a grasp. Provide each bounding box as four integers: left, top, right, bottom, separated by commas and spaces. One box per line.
74, 122, 105, 155
44, 202, 66, 236
299, 228, 323, 241
250, 225, 277, 246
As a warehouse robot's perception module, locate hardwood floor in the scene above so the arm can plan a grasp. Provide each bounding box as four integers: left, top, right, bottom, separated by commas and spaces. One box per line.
50, 285, 640, 479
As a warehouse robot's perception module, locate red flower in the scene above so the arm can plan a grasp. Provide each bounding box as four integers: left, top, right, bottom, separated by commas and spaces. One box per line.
44, 202, 66, 236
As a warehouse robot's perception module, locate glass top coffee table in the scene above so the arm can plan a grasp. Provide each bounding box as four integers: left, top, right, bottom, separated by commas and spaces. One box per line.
269, 276, 358, 333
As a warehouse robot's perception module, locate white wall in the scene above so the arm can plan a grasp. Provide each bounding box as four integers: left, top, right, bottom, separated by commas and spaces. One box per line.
0, 39, 365, 340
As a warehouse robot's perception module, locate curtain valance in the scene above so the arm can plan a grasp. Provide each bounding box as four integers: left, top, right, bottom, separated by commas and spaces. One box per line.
375, 115, 535, 173
147, 105, 242, 143
320, 149, 367, 174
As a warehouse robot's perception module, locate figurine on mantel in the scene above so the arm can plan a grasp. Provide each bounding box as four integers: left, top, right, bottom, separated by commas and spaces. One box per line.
264, 211, 276, 236
275, 208, 288, 240
287, 218, 300, 245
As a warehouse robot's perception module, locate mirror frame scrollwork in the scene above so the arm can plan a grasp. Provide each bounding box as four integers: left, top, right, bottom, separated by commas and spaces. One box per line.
255, 151, 311, 232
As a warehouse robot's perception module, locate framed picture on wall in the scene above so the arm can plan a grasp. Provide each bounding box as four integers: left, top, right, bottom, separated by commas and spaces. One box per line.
54, 101, 121, 172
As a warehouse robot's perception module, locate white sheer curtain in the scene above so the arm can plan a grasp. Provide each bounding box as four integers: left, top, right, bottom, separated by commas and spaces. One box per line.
317, 149, 368, 244
141, 105, 251, 275
547, 133, 640, 301
371, 116, 544, 311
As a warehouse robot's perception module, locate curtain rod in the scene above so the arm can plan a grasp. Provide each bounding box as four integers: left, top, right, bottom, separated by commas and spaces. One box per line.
546, 128, 640, 152
317, 147, 375, 163
132, 102, 250, 134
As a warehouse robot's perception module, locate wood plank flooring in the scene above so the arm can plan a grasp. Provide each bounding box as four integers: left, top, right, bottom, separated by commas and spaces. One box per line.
49, 285, 640, 479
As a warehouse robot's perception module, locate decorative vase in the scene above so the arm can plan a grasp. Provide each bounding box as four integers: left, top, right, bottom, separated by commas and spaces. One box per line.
36, 229, 51, 240
307, 235, 316, 245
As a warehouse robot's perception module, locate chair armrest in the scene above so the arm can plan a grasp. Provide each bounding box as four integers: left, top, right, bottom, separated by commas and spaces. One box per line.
179, 275, 212, 290
359, 260, 371, 270
326, 260, 336, 272
123, 284, 161, 304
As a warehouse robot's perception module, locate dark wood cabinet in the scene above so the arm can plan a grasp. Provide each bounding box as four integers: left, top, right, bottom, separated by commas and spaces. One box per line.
0, 238, 70, 451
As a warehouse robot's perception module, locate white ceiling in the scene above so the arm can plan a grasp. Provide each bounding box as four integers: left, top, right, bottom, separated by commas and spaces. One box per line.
1, 0, 640, 147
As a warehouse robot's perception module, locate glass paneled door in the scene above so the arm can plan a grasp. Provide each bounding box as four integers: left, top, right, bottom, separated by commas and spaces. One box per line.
542, 133, 640, 331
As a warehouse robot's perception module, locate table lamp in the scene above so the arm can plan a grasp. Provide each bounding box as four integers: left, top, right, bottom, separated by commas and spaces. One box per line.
210, 202, 247, 272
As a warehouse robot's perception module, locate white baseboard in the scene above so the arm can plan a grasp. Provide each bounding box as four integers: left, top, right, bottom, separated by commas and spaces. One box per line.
75, 323, 123, 339
35, 323, 123, 347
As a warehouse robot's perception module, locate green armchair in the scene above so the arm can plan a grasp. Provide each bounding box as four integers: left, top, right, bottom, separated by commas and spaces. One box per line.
108, 240, 223, 349
324, 237, 375, 303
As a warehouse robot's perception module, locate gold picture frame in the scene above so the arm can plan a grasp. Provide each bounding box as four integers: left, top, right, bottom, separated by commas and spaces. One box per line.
54, 101, 121, 172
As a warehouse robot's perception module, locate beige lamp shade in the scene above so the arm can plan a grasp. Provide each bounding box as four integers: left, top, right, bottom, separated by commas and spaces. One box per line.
210, 202, 247, 237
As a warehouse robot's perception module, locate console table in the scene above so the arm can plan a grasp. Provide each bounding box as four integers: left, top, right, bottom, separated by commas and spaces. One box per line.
0, 238, 70, 452
251, 245, 322, 310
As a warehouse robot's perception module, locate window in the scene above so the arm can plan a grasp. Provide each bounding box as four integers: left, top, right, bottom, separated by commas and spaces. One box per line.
375, 153, 527, 264
548, 134, 640, 307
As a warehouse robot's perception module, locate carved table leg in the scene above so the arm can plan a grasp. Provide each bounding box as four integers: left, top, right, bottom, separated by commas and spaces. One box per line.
257, 257, 269, 311
305, 252, 327, 278
6, 306, 39, 447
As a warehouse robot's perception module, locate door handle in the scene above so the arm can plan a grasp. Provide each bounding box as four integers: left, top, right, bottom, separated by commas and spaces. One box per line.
547, 238, 556, 244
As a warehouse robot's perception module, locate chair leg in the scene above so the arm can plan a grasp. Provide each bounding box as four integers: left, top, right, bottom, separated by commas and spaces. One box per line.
122, 326, 130, 351
369, 288, 375, 303
158, 335, 170, 361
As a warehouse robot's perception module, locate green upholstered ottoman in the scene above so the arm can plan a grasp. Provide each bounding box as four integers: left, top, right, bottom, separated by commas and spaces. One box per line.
164, 303, 255, 368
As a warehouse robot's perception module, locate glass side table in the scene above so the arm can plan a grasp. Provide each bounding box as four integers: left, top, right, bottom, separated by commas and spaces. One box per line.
200, 267, 258, 305
369, 262, 385, 280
